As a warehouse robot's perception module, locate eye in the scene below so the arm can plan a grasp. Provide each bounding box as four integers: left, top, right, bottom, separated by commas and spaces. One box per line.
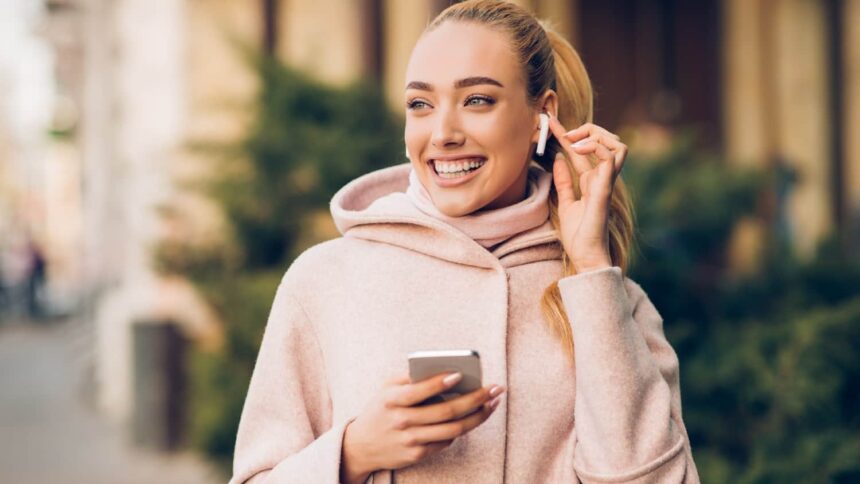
406, 99, 430, 110
465, 95, 495, 106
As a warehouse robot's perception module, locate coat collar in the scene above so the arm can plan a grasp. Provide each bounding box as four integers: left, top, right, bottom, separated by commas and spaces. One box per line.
330, 163, 563, 270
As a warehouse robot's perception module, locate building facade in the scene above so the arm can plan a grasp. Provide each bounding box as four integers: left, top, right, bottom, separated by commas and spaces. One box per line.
38, 0, 859, 436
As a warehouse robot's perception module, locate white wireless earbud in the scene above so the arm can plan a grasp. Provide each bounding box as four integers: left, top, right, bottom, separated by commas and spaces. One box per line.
536, 112, 549, 156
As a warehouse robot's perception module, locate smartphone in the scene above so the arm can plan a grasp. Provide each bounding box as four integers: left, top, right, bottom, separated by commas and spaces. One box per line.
408, 349, 482, 406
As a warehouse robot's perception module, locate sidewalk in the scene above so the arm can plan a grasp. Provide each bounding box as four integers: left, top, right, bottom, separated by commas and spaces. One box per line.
0, 319, 226, 484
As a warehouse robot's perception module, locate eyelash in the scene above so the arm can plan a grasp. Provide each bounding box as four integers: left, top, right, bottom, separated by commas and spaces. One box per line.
406, 95, 495, 110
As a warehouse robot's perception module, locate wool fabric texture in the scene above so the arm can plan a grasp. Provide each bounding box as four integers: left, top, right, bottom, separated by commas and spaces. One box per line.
230, 162, 700, 483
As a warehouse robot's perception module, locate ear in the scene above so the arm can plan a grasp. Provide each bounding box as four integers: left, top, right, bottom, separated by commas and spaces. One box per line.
531, 89, 559, 143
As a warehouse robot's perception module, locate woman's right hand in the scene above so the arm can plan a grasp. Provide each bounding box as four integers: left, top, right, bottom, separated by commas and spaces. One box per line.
339, 371, 505, 483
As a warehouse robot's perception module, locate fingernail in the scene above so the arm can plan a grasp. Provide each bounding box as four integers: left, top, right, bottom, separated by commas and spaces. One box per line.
488, 385, 504, 398
489, 395, 502, 409
443, 372, 462, 387
572, 139, 590, 148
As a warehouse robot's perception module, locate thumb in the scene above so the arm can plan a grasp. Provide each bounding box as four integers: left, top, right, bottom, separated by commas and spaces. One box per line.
552, 153, 576, 207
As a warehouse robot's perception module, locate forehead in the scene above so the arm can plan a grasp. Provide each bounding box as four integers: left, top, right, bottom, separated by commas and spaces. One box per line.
406, 21, 522, 89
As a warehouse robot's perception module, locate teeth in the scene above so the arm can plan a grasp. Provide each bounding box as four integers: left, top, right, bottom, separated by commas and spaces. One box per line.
433, 158, 486, 175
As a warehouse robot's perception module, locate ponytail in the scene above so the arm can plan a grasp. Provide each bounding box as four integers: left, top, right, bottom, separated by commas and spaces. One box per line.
428, 0, 637, 363
538, 26, 636, 362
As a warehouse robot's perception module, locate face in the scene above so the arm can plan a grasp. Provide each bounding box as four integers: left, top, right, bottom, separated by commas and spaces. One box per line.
404, 21, 556, 216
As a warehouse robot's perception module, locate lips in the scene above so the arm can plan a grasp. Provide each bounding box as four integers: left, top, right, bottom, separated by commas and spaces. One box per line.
427, 157, 488, 187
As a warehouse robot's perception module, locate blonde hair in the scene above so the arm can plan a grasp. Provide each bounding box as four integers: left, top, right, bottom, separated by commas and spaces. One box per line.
427, 0, 636, 362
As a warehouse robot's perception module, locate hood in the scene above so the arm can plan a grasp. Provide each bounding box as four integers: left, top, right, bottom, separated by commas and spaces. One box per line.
330, 162, 562, 269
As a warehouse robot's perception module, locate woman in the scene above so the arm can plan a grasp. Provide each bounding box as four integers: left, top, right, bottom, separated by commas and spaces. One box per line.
230, 1, 700, 483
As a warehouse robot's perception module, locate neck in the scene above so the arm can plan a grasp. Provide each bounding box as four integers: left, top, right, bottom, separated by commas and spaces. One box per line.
480, 166, 531, 211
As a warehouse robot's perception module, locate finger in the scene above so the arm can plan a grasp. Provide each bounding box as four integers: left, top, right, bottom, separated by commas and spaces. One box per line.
572, 138, 619, 175
548, 115, 592, 175
386, 371, 462, 408
547, 113, 587, 144
565, 122, 620, 142
409, 439, 454, 463
592, 131, 624, 152
590, 141, 614, 166
406, 399, 500, 444
385, 374, 411, 387
567, 145, 595, 176
482, 393, 503, 412
570, 134, 612, 155
566, 125, 624, 167
568, 139, 604, 173
553, 154, 578, 206
613, 143, 627, 178
582, 132, 627, 176
580, 161, 614, 229
597, 156, 615, 192
568, 128, 621, 142
405, 384, 504, 425
581, 140, 620, 187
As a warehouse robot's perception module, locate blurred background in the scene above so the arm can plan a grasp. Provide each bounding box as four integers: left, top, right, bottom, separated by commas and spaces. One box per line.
1, 0, 858, 482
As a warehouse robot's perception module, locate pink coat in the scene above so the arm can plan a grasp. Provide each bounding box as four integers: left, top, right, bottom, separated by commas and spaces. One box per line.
230, 163, 700, 483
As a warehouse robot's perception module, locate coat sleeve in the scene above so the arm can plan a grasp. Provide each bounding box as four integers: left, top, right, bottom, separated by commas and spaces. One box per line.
229, 273, 358, 484
557, 266, 700, 483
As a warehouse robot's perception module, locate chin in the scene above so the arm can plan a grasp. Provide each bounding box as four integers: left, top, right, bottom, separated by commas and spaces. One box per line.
432, 195, 483, 217
438, 206, 474, 217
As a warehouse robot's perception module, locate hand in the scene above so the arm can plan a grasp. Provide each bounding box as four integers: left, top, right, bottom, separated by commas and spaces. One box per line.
340, 372, 505, 482
547, 115, 627, 273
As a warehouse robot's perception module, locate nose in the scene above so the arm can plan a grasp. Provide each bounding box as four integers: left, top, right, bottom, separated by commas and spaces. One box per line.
430, 107, 465, 148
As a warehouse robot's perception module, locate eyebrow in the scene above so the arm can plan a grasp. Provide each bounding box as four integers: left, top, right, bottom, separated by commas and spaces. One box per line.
406, 76, 504, 91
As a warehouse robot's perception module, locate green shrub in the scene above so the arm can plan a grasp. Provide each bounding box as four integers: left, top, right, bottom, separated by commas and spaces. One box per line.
622, 133, 860, 481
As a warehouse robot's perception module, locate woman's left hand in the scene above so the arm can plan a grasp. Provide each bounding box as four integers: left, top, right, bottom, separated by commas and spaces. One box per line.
547, 115, 627, 273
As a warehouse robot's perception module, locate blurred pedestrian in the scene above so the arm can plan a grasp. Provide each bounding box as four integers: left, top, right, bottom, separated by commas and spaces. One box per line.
0, 231, 33, 321
25, 237, 47, 321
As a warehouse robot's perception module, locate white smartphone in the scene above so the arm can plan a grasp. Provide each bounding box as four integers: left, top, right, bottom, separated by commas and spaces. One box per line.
408, 349, 482, 406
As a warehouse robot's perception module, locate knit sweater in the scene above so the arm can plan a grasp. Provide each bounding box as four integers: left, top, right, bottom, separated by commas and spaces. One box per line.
229, 162, 700, 483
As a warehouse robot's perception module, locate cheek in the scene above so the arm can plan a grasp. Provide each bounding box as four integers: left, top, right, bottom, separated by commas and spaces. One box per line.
467, 112, 527, 150
404, 121, 429, 154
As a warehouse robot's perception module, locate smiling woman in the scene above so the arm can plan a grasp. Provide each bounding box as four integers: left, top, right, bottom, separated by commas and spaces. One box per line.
229, 1, 700, 483
403, 23, 544, 214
